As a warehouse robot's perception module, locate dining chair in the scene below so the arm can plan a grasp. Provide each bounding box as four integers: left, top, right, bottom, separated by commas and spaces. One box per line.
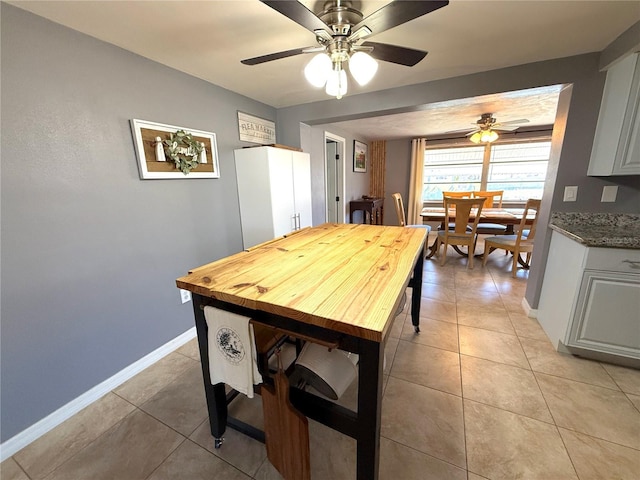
441, 191, 473, 198
441, 191, 473, 231
436, 196, 486, 268
482, 198, 541, 277
391, 192, 431, 254
472, 190, 508, 235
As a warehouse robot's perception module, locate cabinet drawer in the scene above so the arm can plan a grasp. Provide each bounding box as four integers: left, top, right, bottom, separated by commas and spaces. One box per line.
584, 247, 640, 273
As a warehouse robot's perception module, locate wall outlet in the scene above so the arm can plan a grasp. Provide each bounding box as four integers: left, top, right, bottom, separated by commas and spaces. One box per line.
563, 186, 578, 202
179, 289, 192, 304
601, 185, 618, 202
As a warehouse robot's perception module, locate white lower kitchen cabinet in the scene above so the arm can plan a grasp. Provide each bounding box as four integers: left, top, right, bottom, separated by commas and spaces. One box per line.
235, 146, 312, 250
567, 269, 640, 357
538, 230, 640, 363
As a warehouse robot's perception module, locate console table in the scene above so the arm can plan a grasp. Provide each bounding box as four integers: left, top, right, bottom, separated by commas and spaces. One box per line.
350, 197, 384, 225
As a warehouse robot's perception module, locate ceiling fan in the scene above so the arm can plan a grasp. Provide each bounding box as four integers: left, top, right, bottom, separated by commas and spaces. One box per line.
242, 0, 449, 98
463, 113, 530, 143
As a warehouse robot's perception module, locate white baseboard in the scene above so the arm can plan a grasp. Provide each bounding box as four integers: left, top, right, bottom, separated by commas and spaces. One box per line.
0, 327, 196, 462
521, 297, 537, 318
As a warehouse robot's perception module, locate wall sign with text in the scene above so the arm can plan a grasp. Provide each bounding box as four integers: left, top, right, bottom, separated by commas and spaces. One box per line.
237, 111, 276, 144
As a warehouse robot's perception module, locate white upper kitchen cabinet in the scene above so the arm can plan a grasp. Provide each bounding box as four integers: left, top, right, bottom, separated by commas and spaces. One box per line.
588, 52, 640, 176
235, 146, 312, 249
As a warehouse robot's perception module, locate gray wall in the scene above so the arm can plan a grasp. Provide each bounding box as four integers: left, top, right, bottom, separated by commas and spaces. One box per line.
306, 123, 372, 224
384, 140, 412, 226
0, 4, 275, 442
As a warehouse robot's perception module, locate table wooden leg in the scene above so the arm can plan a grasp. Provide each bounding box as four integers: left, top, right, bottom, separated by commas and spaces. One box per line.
356, 338, 384, 480
452, 245, 468, 256
425, 236, 439, 259
516, 253, 530, 269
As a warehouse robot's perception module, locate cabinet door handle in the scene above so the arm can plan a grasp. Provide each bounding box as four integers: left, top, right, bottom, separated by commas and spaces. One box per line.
622, 260, 640, 269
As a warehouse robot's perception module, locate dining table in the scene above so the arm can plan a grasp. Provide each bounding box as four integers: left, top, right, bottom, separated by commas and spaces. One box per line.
176, 223, 427, 480
420, 206, 535, 259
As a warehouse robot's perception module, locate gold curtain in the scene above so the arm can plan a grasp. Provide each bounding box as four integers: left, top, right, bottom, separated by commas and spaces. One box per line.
369, 140, 386, 199
407, 138, 427, 224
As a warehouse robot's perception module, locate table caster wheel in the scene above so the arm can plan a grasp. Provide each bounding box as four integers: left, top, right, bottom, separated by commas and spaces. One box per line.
214, 437, 224, 449
414, 326, 420, 333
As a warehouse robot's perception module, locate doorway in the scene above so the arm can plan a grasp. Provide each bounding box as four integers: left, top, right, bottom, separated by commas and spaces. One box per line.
324, 132, 346, 223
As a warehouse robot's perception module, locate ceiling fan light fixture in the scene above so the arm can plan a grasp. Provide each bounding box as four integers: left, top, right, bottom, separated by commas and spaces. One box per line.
482, 129, 499, 143
304, 53, 332, 88
470, 129, 499, 144
243, 1, 449, 100
326, 67, 347, 99
348, 51, 378, 86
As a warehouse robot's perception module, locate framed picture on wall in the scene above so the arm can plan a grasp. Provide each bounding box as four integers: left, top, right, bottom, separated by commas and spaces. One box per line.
353, 140, 367, 173
131, 119, 220, 179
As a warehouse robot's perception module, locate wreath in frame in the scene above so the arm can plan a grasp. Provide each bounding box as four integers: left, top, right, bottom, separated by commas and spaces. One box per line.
164, 130, 204, 175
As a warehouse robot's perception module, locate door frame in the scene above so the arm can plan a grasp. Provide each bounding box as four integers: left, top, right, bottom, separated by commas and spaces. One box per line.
324, 131, 346, 223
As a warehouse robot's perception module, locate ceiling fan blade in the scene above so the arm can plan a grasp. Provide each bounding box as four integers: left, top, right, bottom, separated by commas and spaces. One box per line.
261, 0, 332, 35
241, 47, 312, 66
493, 126, 521, 132
441, 127, 477, 134
352, 0, 448, 38
362, 42, 427, 66
497, 118, 530, 126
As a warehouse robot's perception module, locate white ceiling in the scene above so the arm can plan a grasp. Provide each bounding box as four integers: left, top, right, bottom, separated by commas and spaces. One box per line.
9, 0, 640, 139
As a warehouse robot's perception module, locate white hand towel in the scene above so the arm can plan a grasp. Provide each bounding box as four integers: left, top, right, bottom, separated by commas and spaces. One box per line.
204, 306, 262, 398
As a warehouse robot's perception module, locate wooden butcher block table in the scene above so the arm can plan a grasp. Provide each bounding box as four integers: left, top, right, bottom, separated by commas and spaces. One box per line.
176, 223, 427, 480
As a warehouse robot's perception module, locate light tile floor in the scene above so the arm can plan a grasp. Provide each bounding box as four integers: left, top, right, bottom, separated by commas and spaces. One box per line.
3, 245, 640, 480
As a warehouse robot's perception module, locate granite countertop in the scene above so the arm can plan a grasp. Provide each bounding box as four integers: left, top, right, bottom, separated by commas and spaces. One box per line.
549, 212, 640, 249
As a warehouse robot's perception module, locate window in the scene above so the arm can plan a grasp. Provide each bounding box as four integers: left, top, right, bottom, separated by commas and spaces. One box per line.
487, 143, 550, 201
423, 146, 484, 201
423, 140, 551, 204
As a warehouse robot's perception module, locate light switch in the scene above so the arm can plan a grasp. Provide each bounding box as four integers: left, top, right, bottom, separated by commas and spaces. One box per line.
563, 186, 578, 202
601, 185, 618, 202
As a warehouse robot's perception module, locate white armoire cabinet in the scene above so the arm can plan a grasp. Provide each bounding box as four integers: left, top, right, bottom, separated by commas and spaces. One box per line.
234, 146, 312, 249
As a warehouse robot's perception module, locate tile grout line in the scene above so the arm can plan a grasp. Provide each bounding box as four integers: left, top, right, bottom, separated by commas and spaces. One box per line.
379, 432, 468, 475
455, 289, 471, 476
38, 409, 141, 480
554, 424, 582, 480
530, 369, 640, 452
141, 436, 188, 480
8, 456, 32, 480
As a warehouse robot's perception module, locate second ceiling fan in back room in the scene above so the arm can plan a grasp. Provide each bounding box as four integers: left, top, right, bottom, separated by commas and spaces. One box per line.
458, 113, 530, 144
241, 0, 449, 99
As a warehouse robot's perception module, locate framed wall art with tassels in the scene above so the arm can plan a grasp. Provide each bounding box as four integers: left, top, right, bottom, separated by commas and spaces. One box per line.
131, 119, 220, 179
